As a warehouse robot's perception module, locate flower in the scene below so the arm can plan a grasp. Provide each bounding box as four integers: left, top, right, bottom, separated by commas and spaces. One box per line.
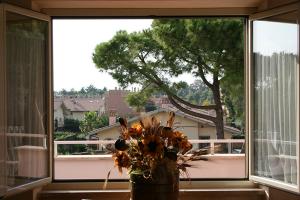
113, 151, 130, 173
171, 131, 193, 154
128, 123, 143, 138
142, 134, 164, 158
111, 112, 207, 179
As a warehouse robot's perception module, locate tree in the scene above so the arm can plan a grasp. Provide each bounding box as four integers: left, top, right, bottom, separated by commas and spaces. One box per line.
80, 112, 109, 133
63, 118, 81, 132
126, 92, 148, 112
93, 19, 244, 139
175, 80, 214, 105
85, 85, 98, 96
55, 85, 107, 97
145, 100, 157, 112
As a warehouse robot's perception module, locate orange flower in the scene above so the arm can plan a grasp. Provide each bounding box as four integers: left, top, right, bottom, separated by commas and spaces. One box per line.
142, 134, 164, 158
160, 127, 173, 139
128, 123, 143, 138
172, 131, 193, 154
113, 151, 130, 173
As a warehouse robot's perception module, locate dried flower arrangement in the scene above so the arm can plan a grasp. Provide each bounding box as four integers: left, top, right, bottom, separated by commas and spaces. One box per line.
111, 112, 209, 180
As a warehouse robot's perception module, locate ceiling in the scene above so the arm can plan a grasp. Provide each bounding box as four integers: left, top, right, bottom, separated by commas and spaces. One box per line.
31, 0, 263, 9
30, 0, 265, 16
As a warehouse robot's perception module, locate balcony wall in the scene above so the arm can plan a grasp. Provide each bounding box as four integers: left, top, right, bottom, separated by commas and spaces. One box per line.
54, 154, 246, 180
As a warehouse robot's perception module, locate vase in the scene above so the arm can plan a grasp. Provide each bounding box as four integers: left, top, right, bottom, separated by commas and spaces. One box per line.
130, 163, 179, 200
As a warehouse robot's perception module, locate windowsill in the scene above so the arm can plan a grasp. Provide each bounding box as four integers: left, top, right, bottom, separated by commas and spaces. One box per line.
43, 180, 258, 191
39, 182, 266, 200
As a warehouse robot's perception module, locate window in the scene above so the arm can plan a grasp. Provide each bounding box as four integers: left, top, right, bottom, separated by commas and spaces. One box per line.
53, 18, 246, 181
250, 9, 300, 193
0, 4, 51, 196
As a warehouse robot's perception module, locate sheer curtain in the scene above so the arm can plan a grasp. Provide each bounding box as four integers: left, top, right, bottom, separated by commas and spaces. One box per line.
5, 11, 48, 188
254, 52, 298, 185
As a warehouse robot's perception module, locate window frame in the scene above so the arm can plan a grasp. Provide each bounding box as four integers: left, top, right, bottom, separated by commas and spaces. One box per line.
51, 16, 249, 183
248, 2, 300, 194
0, 3, 53, 197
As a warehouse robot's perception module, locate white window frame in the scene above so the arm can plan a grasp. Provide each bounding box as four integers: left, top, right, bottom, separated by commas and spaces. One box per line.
248, 3, 300, 193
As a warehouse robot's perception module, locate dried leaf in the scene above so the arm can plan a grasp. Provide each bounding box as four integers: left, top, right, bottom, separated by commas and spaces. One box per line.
166, 112, 175, 128
118, 118, 127, 129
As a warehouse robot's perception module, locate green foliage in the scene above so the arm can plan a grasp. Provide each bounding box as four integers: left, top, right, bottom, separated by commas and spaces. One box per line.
79, 112, 109, 133
63, 118, 81, 133
232, 133, 245, 139
175, 80, 214, 105
54, 131, 86, 141
54, 132, 87, 155
126, 92, 148, 112
145, 100, 157, 112
55, 85, 107, 97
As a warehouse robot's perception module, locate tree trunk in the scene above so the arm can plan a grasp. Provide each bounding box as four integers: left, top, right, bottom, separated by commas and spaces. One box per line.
212, 84, 224, 139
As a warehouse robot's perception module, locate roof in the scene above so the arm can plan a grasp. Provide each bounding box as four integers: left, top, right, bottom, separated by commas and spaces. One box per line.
104, 90, 134, 116
88, 107, 241, 137
59, 97, 104, 112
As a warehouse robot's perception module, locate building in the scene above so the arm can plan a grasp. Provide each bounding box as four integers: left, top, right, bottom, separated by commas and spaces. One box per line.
104, 89, 135, 121
88, 108, 240, 141
54, 98, 64, 128
54, 97, 104, 128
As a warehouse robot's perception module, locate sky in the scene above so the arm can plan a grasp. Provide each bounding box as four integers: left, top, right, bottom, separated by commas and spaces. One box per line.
53, 19, 152, 91
253, 21, 298, 56
53, 19, 196, 92
53, 19, 298, 92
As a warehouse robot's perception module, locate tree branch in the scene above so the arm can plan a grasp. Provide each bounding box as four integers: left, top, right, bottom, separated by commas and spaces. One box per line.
137, 55, 216, 110
148, 69, 216, 110
196, 65, 213, 89
168, 94, 216, 109
168, 95, 216, 122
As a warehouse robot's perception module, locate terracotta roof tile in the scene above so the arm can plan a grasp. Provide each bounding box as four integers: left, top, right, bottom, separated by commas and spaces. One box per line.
60, 97, 104, 112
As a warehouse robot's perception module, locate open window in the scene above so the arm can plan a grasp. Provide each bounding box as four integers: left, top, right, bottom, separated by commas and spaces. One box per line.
0, 3, 52, 197
249, 4, 300, 193
52, 17, 247, 181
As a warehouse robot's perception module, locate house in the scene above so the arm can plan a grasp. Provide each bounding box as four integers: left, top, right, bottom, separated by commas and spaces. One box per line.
54, 97, 104, 127
88, 108, 240, 141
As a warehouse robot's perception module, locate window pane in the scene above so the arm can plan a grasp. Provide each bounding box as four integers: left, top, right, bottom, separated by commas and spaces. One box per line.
252, 11, 298, 185
6, 11, 48, 188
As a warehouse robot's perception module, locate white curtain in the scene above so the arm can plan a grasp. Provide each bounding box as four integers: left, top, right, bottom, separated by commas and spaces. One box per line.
5, 13, 48, 188
254, 52, 298, 185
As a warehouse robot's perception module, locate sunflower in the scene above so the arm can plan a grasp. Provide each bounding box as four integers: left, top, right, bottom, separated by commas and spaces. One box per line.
142, 134, 164, 158
172, 131, 193, 154
113, 151, 130, 173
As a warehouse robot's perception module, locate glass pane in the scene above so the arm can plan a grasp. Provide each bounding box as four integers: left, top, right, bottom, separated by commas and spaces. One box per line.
252, 11, 298, 185
6, 11, 48, 188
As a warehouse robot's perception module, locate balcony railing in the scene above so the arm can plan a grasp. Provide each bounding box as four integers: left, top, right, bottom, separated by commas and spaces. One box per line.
54, 139, 245, 157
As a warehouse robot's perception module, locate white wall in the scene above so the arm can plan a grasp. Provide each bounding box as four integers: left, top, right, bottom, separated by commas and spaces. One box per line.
54, 106, 64, 127
71, 112, 86, 121
54, 154, 246, 179
96, 111, 234, 141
